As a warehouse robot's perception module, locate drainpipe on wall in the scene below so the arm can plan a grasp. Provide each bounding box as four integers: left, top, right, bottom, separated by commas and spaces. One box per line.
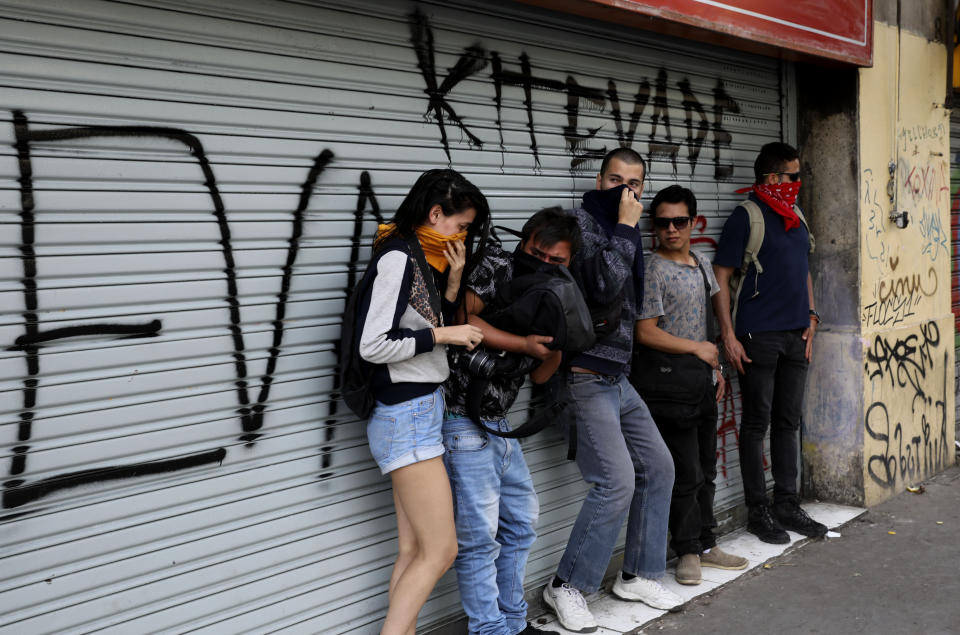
946, 0, 956, 108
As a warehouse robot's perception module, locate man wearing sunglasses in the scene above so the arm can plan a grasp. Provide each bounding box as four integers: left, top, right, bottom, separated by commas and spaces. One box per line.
712, 142, 826, 544
542, 148, 681, 633
635, 185, 749, 585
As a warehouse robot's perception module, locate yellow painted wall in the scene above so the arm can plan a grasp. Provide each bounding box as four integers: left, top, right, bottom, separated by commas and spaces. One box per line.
859, 23, 955, 506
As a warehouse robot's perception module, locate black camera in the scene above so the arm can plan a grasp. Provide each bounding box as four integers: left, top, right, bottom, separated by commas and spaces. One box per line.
463, 347, 540, 380
464, 347, 503, 379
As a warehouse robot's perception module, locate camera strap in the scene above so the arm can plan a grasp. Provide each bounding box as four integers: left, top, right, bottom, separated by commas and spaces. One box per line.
467, 383, 569, 439
466, 365, 571, 439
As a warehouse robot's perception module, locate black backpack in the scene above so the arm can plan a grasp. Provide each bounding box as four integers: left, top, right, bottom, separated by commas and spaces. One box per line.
339, 236, 441, 420
483, 256, 596, 356
460, 234, 595, 440
339, 262, 378, 419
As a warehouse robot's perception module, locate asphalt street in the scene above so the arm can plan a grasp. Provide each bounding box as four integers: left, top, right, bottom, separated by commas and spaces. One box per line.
642, 464, 960, 635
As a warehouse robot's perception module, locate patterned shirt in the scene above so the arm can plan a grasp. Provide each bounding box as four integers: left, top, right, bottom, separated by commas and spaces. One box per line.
640, 249, 720, 342
444, 241, 527, 419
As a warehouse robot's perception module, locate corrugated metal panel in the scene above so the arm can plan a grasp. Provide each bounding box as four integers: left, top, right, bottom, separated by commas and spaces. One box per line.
0, 0, 786, 632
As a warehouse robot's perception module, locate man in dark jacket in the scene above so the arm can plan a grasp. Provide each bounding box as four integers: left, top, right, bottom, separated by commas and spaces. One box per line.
542, 148, 681, 634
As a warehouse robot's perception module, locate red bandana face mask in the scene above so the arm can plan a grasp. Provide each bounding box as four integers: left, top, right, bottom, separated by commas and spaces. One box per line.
736, 181, 802, 230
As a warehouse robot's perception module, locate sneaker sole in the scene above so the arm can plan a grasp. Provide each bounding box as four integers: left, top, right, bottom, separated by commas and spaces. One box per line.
675, 574, 701, 585
612, 586, 685, 612
542, 590, 598, 633
700, 561, 749, 570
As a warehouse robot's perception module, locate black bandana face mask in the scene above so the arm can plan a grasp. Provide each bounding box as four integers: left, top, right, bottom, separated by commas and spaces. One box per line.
512, 244, 556, 278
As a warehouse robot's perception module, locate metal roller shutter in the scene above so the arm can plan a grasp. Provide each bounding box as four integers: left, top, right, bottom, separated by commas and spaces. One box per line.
0, 0, 790, 632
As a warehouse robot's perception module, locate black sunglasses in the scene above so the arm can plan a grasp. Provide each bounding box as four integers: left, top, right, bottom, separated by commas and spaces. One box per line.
764, 171, 801, 182
652, 216, 693, 230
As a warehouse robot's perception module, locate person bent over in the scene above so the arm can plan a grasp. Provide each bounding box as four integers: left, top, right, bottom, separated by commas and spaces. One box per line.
442, 207, 580, 635
542, 148, 680, 634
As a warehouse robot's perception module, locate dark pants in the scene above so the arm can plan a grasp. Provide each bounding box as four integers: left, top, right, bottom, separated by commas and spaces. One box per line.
737, 329, 808, 508
654, 390, 719, 556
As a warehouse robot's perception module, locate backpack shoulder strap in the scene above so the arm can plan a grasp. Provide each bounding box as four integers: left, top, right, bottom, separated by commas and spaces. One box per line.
739, 199, 766, 276
694, 253, 717, 342
729, 199, 764, 329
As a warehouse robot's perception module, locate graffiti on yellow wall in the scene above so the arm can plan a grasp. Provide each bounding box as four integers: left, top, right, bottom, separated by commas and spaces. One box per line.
858, 23, 955, 506
864, 319, 951, 494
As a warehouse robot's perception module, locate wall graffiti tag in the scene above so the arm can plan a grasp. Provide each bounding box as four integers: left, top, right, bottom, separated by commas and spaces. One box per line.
3, 110, 335, 508
409, 11, 741, 178
321, 172, 384, 479
3, 10, 757, 510
864, 321, 949, 489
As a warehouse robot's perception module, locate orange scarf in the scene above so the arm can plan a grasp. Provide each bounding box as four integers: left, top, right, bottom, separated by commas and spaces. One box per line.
375, 223, 467, 272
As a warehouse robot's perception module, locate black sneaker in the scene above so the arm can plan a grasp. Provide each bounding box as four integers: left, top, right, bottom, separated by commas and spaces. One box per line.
773, 501, 828, 537
519, 623, 561, 635
747, 505, 790, 544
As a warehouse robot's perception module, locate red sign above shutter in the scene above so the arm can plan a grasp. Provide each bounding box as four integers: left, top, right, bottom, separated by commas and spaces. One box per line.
517, 0, 873, 66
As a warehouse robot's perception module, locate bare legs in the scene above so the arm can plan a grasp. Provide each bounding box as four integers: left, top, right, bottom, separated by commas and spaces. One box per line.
381, 456, 458, 635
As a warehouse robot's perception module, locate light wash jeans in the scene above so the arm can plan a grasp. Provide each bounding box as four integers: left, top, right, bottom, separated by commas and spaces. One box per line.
557, 373, 674, 591
442, 416, 539, 635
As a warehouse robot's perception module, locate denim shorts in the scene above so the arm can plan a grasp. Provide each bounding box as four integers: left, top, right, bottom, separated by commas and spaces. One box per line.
366, 387, 445, 474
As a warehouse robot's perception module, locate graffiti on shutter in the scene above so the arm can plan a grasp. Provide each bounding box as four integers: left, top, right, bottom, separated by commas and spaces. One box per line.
3, 9, 753, 511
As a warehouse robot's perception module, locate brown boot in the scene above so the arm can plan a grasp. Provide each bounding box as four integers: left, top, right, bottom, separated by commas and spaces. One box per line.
674, 553, 701, 585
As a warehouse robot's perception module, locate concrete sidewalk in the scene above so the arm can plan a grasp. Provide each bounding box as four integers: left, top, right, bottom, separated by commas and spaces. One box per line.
531, 464, 960, 634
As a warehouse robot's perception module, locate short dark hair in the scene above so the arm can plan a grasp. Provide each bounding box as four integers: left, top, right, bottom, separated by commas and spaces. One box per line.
754, 142, 799, 183
521, 206, 582, 256
650, 185, 697, 218
599, 147, 646, 181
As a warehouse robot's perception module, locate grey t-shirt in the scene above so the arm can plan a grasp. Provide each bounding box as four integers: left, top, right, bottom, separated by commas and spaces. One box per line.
639, 249, 719, 342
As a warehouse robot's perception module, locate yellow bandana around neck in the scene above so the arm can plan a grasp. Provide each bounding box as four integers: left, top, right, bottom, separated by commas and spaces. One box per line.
376, 223, 467, 272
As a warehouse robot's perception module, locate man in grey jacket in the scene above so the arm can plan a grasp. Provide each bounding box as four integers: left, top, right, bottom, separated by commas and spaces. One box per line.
542, 148, 681, 634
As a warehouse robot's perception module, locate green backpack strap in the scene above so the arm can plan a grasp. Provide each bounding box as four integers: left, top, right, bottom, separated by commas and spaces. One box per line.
730, 199, 765, 326
739, 199, 766, 276
792, 205, 816, 254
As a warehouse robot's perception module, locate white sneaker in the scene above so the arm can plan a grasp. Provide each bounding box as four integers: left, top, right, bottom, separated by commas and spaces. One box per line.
542, 579, 598, 633
611, 572, 684, 611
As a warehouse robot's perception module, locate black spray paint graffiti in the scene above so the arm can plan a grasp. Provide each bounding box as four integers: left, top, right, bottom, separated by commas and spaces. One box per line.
4, 110, 334, 508
320, 172, 384, 479
410, 10, 488, 163
6, 14, 753, 508
246, 149, 335, 444
861, 293, 921, 329
410, 12, 741, 178
865, 354, 949, 489
864, 322, 949, 489
864, 320, 940, 410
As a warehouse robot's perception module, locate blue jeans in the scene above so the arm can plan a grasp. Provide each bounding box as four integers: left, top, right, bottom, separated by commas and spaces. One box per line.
442, 417, 539, 635
558, 373, 674, 591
